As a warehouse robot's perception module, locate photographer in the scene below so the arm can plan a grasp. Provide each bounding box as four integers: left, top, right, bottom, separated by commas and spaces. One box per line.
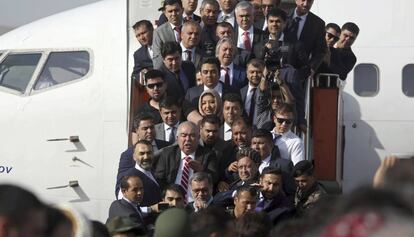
253, 8, 309, 131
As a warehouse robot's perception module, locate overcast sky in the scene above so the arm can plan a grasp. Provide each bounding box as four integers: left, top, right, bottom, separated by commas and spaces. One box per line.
0, 0, 100, 34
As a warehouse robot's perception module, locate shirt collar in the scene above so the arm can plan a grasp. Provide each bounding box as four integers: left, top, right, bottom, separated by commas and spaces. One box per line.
293, 9, 308, 20
164, 122, 179, 130
262, 155, 271, 164
238, 25, 254, 38
204, 82, 223, 94
181, 150, 195, 159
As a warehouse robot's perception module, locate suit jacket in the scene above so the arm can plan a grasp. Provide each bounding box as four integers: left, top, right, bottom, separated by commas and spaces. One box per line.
285, 11, 326, 72
152, 22, 178, 69
154, 122, 180, 143
240, 84, 259, 125
132, 45, 153, 80
234, 26, 265, 59
158, 13, 201, 26
200, 138, 229, 183
257, 192, 295, 225
183, 82, 241, 117
107, 199, 145, 226
158, 61, 196, 100
199, 25, 217, 57
115, 168, 162, 207
154, 144, 218, 190
116, 140, 172, 188
230, 63, 247, 90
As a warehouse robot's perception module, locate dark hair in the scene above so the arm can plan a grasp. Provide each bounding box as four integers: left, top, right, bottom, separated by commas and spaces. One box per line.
234, 185, 258, 199
200, 57, 221, 72
132, 113, 154, 131
342, 22, 360, 36
120, 175, 141, 192
163, 0, 183, 8
161, 41, 182, 58
222, 93, 243, 108
200, 0, 220, 11
159, 95, 181, 110
132, 20, 154, 31
135, 139, 153, 147
247, 58, 265, 69
190, 172, 213, 187
234, 212, 272, 237
292, 160, 314, 177
200, 115, 221, 127
267, 8, 287, 22
261, 167, 282, 178
275, 103, 296, 118
45, 207, 73, 237
144, 69, 165, 84
0, 184, 45, 228
326, 23, 340, 33
236, 147, 261, 164
251, 129, 273, 144
162, 184, 186, 199
216, 21, 234, 29
231, 117, 251, 130
190, 206, 233, 237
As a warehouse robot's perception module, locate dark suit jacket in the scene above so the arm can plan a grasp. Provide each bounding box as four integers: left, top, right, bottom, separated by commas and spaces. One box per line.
234, 26, 265, 58
158, 13, 201, 26
158, 61, 196, 100
200, 138, 229, 183
240, 84, 260, 125
285, 11, 326, 72
154, 144, 218, 189
258, 192, 295, 225
115, 168, 162, 207
132, 45, 153, 80
328, 47, 357, 80
199, 25, 217, 57
230, 63, 247, 90
183, 82, 241, 117
107, 199, 145, 226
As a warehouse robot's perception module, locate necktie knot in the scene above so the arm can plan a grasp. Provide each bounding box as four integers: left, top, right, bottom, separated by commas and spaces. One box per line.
174, 26, 182, 42
243, 31, 250, 36
294, 16, 301, 23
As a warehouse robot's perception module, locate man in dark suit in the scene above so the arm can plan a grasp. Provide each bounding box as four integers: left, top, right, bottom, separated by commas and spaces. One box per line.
216, 37, 247, 90
158, 0, 201, 26
152, 0, 184, 69
107, 175, 146, 227
198, 0, 220, 57
256, 167, 295, 225
184, 57, 240, 119
119, 113, 171, 180
180, 21, 204, 70
220, 93, 244, 141
253, 0, 281, 31
154, 121, 218, 200
116, 140, 162, 207
158, 41, 196, 100
234, 1, 265, 59
155, 96, 182, 143
185, 172, 214, 213
240, 59, 264, 126
131, 20, 154, 82
217, 0, 238, 27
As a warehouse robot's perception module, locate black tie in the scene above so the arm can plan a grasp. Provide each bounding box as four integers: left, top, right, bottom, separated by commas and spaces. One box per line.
169, 126, 175, 143
249, 88, 257, 123
291, 17, 301, 40
185, 50, 192, 62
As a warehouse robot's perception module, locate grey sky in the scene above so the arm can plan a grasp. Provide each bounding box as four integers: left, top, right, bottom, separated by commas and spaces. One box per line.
0, 0, 100, 34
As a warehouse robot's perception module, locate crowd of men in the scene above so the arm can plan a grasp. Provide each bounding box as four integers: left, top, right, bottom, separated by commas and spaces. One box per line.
114, 0, 361, 235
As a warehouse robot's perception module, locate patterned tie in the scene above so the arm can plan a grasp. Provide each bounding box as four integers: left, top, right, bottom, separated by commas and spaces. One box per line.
249, 87, 257, 123
242, 31, 252, 51
222, 67, 230, 85
174, 26, 181, 42
180, 156, 192, 193
168, 126, 175, 143
185, 50, 192, 62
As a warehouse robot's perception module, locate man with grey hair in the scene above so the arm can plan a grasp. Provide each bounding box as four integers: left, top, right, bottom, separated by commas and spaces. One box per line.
185, 172, 214, 213
155, 121, 218, 200
180, 20, 204, 69
216, 37, 247, 90
234, 1, 265, 57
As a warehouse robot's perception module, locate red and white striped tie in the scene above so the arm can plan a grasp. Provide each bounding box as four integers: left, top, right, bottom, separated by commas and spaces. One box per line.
180, 156, 191, 193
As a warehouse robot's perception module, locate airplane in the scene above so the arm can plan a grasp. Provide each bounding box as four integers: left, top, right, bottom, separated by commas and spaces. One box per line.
0, 0, 413, 222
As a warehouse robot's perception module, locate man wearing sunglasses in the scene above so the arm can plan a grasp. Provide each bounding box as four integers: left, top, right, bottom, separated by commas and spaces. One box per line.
271, 103, 304, 165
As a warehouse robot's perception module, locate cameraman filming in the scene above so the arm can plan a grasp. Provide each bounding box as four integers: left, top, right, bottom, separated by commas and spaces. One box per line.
253, 8, 309, 133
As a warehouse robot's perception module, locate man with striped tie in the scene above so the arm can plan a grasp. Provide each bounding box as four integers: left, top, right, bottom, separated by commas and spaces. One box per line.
154, 121, 218, 202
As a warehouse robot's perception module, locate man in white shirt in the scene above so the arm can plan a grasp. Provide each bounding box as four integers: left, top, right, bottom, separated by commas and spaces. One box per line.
271, 103, 305, 165
217, 0, 237, 27
155, 96, 182, 143
222, 93, 244, 141
180, 20, 203, 69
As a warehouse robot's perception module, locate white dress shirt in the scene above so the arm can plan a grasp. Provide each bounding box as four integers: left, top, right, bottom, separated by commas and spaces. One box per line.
237, 26, 254, 50
217, 11, 235, 27
220, 62, 234, 85
271, 130, 305, 165
180, 42, 195, 62
259, 155, 271, 174
204, 82, 223, 97
174, 151, 196, 201
164, 122, 179, 141
244, 84, 258, 117
170, 22, 182, 42
293, 9, 308, 40
224, 122, 232, 141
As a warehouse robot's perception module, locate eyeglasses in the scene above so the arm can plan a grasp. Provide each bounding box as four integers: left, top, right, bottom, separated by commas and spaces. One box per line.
146, 82, 164, 89
326, 32, 339, 41
276, 117, 293, 125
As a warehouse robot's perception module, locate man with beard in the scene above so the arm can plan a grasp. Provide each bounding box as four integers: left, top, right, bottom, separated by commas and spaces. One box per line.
116, 140, 162, 207
155, 121, 218, 201
256, 167, 295, 225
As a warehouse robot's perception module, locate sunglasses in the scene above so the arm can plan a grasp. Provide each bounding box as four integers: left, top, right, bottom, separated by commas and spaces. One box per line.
146, 82, 164, 89
276, 117, 293, 125
326, 32, 339, 41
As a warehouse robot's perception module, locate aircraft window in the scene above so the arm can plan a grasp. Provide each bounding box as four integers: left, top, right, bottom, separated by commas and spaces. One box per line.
402, 64, 414, 97
34, 51, 90, 90
0, 53, 42, 92
353, 63, 379, 97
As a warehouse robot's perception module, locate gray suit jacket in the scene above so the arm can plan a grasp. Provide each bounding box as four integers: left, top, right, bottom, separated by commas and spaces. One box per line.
155, 123, 166, 141
152, 22, 177, 69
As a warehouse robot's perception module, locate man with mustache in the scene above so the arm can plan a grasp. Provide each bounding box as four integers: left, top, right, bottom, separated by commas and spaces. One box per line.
155, 121, 218, 201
